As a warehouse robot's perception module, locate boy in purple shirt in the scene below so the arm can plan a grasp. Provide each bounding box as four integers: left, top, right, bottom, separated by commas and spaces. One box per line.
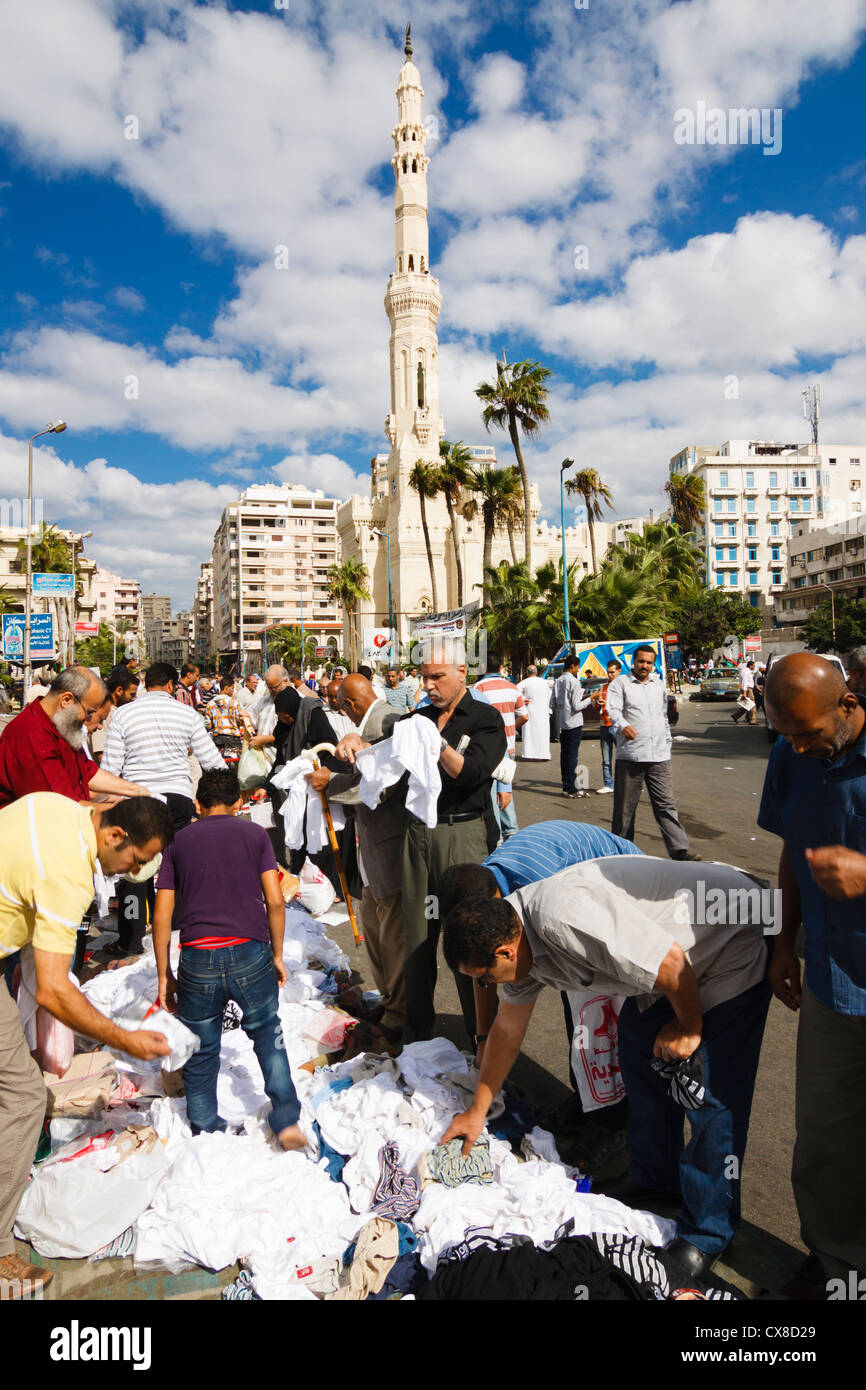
153, 768, 306, 1151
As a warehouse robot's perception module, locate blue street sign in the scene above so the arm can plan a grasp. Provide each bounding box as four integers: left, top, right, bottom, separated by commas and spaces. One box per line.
2, 613, 55, 660
33, 572, 74, 596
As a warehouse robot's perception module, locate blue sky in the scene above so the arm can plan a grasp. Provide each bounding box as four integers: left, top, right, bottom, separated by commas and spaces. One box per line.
1, 0, 865, 606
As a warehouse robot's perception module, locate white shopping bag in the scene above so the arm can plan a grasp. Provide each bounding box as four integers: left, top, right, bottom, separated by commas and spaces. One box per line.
566, 990, 627, 1113
238, 746, 270, 791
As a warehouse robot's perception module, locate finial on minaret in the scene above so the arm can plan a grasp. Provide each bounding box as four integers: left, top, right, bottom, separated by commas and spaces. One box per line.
404, 23, 413, 57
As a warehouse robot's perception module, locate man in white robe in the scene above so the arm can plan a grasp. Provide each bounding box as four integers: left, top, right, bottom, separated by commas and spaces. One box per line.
517, 665, 552, 761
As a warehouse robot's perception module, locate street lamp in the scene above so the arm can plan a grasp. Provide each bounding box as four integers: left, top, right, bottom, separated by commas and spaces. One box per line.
819, 580, 837, 648
560, 458, 575, 645
371, 527, 394, 644
24, 420, 67, 702
70, 529, 92, 664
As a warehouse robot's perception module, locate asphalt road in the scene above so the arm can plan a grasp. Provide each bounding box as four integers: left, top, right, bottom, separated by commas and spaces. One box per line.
330, 687, 805, 1292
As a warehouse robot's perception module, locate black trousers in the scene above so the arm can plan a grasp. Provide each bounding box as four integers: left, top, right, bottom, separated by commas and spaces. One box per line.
116, 793, 195, 951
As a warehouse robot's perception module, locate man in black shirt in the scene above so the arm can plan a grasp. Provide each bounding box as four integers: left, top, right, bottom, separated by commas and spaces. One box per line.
335, 639, 506, 1043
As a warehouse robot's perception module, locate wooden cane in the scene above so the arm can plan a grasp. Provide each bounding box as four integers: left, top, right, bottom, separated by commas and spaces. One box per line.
306, 744, 364, 947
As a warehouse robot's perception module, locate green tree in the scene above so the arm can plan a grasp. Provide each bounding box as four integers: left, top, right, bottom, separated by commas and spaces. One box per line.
802, 596, 866, 653
569, 560, 670, 641
565, 467, 615, 574
74, 622, 119, 677
409, 459, 441, 614
438, 438, 475, 608
665, 471, 706, 532
0, 586, 22, 616
463, 463, 523, 605
325, 558, 370, 670
476, 356, 552, 571
15, 522, 79, 665
671, 589, 763, 659
608, 521, 705, 601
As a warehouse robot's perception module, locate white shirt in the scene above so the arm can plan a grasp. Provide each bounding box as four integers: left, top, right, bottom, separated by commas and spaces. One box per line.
101, 691, 226, 797
606, 672, 672, 763
236, 682, 260, 711
553, 671, 592, 730
738, 666, 755, 694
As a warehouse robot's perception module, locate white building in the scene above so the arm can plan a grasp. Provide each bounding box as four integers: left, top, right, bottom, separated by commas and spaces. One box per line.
210, 483, 342, 667
193, 562, 213, 665
0, 526, 97, 665
91, 566, 142, 655
337, 33, 639, 651
669, 440, 866, 620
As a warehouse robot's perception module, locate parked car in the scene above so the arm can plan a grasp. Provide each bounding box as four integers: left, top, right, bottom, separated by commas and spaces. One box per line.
763, 652, 848, 743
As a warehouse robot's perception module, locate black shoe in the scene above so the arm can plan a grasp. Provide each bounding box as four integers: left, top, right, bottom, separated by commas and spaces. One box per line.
672, 850, 702, 862
598, 1174, 681, 1207
779, 1252, 830, 1301
661, 1236, 720, 1285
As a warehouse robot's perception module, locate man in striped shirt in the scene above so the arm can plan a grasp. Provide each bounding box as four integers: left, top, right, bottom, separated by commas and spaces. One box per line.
474, 652, 528, 843
101, 662, 227, 956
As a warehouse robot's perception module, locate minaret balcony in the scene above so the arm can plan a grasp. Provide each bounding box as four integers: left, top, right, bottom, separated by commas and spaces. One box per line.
414, 407, 431, 445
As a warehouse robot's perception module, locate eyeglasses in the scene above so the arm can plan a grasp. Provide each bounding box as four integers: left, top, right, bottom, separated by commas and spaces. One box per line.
73, 696, 105, 718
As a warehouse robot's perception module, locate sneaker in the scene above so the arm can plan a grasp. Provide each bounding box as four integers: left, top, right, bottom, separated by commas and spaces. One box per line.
595, 787, 613, 795
561, 790, 576, 798
0, 1252, 53, 1298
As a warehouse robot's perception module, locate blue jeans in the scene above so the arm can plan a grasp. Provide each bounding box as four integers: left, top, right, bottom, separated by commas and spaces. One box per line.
617, 969, 772, 1256
559, 727, 583, 793
177, 939, 300, 1137
599, 727, 615, 789
491, 781, 519, 842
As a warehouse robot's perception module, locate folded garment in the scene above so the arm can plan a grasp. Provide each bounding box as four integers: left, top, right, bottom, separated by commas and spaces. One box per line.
44, 1049, 117, 1117
425, 1135, 495, 1188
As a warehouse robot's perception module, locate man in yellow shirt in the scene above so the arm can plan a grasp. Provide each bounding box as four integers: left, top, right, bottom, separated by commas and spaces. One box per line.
0, 792, 175, 1298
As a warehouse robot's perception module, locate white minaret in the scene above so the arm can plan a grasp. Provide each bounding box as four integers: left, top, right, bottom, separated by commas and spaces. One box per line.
384, 27, 445, 489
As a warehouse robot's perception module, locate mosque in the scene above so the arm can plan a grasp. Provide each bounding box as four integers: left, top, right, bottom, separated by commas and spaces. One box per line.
336, 29, 642, 653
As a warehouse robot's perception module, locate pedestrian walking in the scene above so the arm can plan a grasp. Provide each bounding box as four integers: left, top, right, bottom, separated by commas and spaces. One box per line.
553, 654, 592, 798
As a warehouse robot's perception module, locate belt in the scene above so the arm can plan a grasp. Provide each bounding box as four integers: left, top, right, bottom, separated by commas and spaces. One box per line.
437, 811, 484, 825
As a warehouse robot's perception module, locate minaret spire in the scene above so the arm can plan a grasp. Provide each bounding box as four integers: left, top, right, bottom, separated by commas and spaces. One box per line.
404, 22, 412, 57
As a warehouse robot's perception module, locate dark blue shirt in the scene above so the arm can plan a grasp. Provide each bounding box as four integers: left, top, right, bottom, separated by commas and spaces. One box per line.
484, 820, 642, 895
758, 727, 866, 1014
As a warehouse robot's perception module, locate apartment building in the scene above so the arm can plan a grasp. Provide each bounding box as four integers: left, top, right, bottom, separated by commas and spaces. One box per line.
0, 526, 97, 663
192, 562, 213, 665
211, 483, 342, 666
775, 514, 866, 626
91, 567, 142, 654
669, 440, 866, 618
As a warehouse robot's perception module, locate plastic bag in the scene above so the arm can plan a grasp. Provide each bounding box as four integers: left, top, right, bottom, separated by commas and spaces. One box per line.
297, 858, 336, 917
238, 746, 270, 791
250, 799, 276, 829
35, 1006, 75, 1077
302, 1008, 355, 1051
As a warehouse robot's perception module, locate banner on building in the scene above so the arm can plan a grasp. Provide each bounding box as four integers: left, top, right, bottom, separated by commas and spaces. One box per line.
410, 600, 481, 639
362, 627, 395, 663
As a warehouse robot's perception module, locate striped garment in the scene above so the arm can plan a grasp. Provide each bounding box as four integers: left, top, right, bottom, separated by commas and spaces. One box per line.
483, 819, 642, 895
203, 694, 247, 739
472, 675, 526, 755
101, 690, 226, 797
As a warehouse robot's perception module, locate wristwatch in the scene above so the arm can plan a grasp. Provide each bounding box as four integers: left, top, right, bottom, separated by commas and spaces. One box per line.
474, 1033, 488, 1047
439, 737, 448, 756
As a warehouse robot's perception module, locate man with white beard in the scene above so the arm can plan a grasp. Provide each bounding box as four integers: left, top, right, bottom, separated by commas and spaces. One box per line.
0, 666, 149, 808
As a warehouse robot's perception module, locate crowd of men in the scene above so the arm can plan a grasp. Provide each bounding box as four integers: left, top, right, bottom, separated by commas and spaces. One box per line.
0, 642, 863, 1302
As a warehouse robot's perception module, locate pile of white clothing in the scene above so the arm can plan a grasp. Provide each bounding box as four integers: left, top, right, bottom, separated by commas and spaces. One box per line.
16, 908, 676, 1298
356, 717, 441, 827
270, 757, 345, 853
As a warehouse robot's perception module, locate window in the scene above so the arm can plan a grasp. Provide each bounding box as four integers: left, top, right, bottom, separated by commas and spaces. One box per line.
727, 498, 736, 513
714, 499, 722, 513
716, 572, 725, 587
719, 471, 728, 487
853, 458, 861, 466
771, 546, 781, 561
748, 592, 759, 607
790, 498, 799, 512
802, 498, 811, 512
772, 572, 781, 585
727, 547, 737, 561
746, 498, 756, 512
714, 522, 723, 538
829, 457, 837, 465
748, 570, 758, 585
728, 572, 739, 587
770, 498, 779, 513
745, 472, 754, 488
770, 522, 780, 537
715, 547, 724, 562
727, 523, 737, 537
748, 547, 757, 562
769, 471, 778, 488
747, 521, 757, 537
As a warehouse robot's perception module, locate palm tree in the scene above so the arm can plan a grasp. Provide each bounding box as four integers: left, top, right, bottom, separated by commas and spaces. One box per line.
438, 438, 475, 607
325, 557, 370, 670
565, 467, 615, 573
0, 586, 22, 616
501, 491, 525, 565
463, 463, 524, 605
665, 471, 706, 533
409, 459, 440, 614
16, 522, 73, 664
608, 521, 704, 602
570, 560, 670, 640
475, 355, 552, 571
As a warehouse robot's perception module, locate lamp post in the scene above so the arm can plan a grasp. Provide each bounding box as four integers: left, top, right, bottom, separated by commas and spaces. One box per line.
560, 458, 575, 645
819, 580, 836, 648
24, 420, 67, 701
70, 529, 92, 664
371, 528, 394, 650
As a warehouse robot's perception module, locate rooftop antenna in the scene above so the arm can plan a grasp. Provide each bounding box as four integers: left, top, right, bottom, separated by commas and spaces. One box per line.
802, 383, 820, 449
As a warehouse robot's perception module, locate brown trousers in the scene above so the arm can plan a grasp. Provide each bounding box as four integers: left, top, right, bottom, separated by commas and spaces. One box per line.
358, 888, 405, 1035
0, 981, 48, 1257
